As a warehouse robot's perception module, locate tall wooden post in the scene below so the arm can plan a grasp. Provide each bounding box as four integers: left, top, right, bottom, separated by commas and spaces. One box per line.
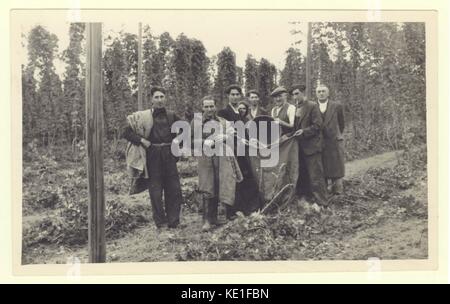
306, 22, 312, 100
137, 22, 143, 110
86, 23, 106, 263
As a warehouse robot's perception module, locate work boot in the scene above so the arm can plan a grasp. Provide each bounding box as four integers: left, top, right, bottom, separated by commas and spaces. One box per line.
331, 178, 344, 195
201, 221, 212, 231
226, 205, 237, 220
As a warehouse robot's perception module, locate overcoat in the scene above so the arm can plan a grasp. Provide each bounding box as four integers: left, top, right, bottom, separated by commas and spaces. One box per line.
319, 100, 345, 178
217, 104, 262, 214
191, 116, 243, 206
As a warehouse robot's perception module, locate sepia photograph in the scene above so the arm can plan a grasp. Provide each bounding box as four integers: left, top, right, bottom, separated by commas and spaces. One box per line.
13, 9, 435, 270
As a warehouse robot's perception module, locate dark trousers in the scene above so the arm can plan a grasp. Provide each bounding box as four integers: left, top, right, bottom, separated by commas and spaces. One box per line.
296, 149, 329, 205
202, 157, 219, 224
203, 197, 219, 224
147, 145, 182, 228
227, 156, 262, 218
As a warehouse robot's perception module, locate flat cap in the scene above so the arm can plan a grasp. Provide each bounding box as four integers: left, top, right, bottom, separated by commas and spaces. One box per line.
270, 86, 288, 97
246, 89, 260, 97
289, 84, 306, 94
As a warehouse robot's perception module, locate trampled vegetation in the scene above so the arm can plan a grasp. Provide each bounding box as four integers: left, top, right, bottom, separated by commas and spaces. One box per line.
22, 144, 427, 263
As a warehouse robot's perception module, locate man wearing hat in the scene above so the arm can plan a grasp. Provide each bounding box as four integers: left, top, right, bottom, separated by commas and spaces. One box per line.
246, 90, 268, 120
291, 84, 329, 206
122, 86, 183, 229
270, 86, 296, 136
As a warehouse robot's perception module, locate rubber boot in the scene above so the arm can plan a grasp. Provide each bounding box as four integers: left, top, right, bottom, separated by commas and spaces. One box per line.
209, 197, 228, 226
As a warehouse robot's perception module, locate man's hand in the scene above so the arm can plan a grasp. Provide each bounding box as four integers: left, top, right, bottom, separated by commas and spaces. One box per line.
249, 138, 259, 146
180, 149, 190, 159
140, 138, 151, 149
214, 133, 228, 143
294, 129, 304, 137
279, 134, 289, 142
225, 126, 235, 136
274, 118, 286, 127
172, 138, 180, 146
204, 139, 215, 148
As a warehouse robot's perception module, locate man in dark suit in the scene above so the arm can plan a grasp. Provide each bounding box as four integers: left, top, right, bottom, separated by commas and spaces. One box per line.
217, 84, 242, 122
291, 84, 329, 206
217, 84, 262, 218
315, 84, 345, 195
122, 86, 183, 229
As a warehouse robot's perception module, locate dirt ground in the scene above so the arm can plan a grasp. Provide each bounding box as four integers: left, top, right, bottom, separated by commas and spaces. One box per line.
21, 149, 428, 264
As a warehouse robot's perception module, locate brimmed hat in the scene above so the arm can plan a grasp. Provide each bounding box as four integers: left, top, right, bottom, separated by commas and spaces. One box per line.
246, 89, 260, 97
270, 86, 288, 97
289, 84, 306, 94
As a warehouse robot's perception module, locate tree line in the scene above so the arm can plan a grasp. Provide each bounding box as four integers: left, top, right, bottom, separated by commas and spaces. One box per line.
22, 22, 426, 157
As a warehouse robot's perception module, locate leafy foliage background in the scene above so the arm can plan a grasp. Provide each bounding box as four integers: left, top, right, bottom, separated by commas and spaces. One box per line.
22, 22, 426, 159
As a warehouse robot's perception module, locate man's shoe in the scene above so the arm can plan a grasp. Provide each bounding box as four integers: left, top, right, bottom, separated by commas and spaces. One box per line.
202, 221, 212, 231
226, 215, 237, 221
156, 223, 168, 230
211, 218, 227, 226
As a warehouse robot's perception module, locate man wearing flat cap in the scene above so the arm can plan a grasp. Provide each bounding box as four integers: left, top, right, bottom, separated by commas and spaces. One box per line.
291, 84, 329, 206
270, 86, 296, 136
122, 86, 183, 230
246, 90, 268, 120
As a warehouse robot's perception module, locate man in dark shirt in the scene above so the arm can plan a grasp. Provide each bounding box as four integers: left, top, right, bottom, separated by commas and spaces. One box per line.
217, 84, 262, 218
122, 87, 183, 229
217, 84, 242, 122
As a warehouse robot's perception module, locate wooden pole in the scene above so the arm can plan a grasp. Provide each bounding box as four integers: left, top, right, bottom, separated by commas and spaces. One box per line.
86, 23, 106, 263
306, 22, 312, 100
137, 22, 143, 110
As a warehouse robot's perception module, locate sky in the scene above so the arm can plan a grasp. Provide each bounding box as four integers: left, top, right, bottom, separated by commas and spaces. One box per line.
18, 10, 308, 76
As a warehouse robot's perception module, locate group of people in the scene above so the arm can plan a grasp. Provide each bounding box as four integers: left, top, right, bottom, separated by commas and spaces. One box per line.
123, 83, 346, 231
